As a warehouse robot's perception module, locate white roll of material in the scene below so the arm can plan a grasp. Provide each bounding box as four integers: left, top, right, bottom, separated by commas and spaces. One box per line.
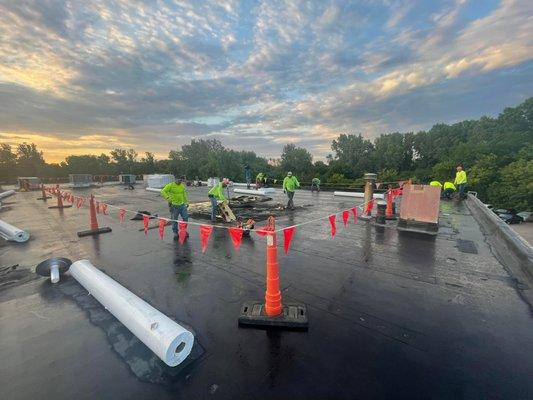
0, 219, 30, 242
0, 190, 16, 200
234, 188, 275, 196
70, 259, 194, 366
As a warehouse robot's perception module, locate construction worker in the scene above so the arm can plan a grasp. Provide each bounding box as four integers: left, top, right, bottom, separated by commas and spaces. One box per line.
244, 165, 253, 189
256, 172, 265, 189
442, 181, 456, 199
161, 175, 189, 241
208, 179, 228, 221
454, 165, 467, 200
429, 180, 442, 188
283, 172, 300, 209
311, 177, 321, 192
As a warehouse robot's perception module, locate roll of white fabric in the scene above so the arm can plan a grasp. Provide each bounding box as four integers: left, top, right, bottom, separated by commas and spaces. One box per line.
0, 190, 16, 200
333, 191, 384, 199
70, 259, 194, 366
234, 188, 275, 196
0, 219, 30, 242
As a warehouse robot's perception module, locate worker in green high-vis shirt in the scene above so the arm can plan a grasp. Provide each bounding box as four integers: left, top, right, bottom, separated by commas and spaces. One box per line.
208, 179, 228, 221
454, 165, 468, 200
161, 175, 189, 241
282, 171, 300, 209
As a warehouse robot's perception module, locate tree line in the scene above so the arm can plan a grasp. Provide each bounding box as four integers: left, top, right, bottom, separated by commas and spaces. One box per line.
1, 98, 531, 210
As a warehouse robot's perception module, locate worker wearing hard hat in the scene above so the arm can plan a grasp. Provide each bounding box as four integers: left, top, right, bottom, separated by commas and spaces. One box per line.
283, 172, 300, 209
161, 175, 189, 241
429, 180, 442, 188
454, 165, 467, 200
208, 179, 228, 221
442, 181, 456, 199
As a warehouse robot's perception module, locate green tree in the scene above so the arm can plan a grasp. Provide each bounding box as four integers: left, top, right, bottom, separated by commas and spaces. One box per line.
488, 159, 533, 210
0, 144, 17, 182
279, 144, 313, 179
16, 142, 45, 176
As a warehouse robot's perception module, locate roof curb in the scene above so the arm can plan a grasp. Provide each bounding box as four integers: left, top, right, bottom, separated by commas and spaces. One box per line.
466, 194, 533, 283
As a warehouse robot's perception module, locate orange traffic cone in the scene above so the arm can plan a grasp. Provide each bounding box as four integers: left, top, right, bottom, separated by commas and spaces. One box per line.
385, 190, 396, 220
77, 194, 112, 237
48, 185, 72, 209
238, 216, 308, 329
37, 184, 51, 201
265, 218, 282, 316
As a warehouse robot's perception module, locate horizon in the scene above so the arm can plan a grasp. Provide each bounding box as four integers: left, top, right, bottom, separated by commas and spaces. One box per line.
1, 0, 532, 163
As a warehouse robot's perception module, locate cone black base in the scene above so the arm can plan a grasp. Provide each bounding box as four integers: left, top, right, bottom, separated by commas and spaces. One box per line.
238, 302, 308, 329
37, 196, 51, 200
48, 205, 73, 209
77, 227, 112, 237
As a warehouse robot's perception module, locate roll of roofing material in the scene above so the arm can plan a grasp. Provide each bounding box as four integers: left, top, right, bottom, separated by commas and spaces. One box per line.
234, 188, 275, 196
333, 191, 384, 199
0, 190, 16, 200
145, 187, 161, 193
69, 259, 194, 367
0, 219, 30, 242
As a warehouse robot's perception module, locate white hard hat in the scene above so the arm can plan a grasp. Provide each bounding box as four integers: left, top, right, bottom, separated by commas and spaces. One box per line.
287, 171, 292, 176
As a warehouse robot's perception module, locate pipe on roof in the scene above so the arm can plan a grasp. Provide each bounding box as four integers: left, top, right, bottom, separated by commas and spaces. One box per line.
0, 190, 16, 200
0, 219, 30, 242
70, 259, 194, 367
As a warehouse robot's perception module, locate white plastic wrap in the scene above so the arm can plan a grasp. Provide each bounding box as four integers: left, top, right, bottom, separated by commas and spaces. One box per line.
0, 190, 16, 200
234, 188, 275, 196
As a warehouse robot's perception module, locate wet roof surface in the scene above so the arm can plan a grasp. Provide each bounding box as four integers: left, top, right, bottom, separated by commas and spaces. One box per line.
1, 185, 533, 399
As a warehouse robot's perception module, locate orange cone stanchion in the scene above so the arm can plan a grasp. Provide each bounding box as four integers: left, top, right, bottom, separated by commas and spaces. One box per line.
48, 185, 72, 209
238, 216, 308, 329
385, 189, 396, 220
77, 194, 112, 237
37, 184, 51, 201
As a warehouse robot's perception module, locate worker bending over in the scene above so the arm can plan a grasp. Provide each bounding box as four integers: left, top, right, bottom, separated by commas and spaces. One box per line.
161, 175, 189, 241
208, 179, 228, 221
283, 172, 300, 209
311, 177, 321, 192
454, 165, 467, 200
442, 181, 456, 199
429, 180, 442, 188
256, 173, 265, 189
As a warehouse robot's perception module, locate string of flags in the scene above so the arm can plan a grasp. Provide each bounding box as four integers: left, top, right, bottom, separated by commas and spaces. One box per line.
42, 185, 378, 256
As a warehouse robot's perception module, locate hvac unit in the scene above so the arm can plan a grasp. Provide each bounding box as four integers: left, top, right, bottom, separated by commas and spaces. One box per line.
119, 174, 136, 184
69, 174, 93, 188
146, 174, 174, 189
17, 177, 41, 190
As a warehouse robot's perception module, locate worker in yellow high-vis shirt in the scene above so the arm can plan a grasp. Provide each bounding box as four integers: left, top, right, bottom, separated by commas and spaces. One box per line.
454, 165, 467, 200
161, 175, 189, 241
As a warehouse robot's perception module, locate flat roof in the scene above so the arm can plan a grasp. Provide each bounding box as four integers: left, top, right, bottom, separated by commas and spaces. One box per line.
1, 185, 533, 399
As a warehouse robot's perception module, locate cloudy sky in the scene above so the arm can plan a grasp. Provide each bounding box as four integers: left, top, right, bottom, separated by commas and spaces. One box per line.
0, 0, 532, 162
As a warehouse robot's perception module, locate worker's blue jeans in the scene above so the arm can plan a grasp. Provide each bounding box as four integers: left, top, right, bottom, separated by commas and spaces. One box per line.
457, 183, 467, 200
170, 204, 188, 233
210, 196, 218, 221
246, 176, 251, 189
286, 190, 295, 208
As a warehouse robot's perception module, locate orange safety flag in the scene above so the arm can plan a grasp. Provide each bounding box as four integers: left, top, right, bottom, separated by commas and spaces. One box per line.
101, 203, 108, 215
95, 201, 101, 214
143, 214, 150, 235
200, 225, 213, 253
228, 227, 244, 250
342, 210, 349, 227
329, 214, 337, 237
350, 207, 357, 224
283, 226, 295, 255
119, 208, 126, 222
158, 218, 166, 240
178, 221, 188, 244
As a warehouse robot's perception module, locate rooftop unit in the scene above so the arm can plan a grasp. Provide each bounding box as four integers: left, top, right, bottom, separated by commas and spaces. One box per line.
69, 174, 93, 188
146, 174, 174, 189
119, 174, 136, 184
17, 177, 41, 190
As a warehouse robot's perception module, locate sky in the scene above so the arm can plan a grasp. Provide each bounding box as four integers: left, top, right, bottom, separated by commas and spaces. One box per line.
0, 0, 532, 163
